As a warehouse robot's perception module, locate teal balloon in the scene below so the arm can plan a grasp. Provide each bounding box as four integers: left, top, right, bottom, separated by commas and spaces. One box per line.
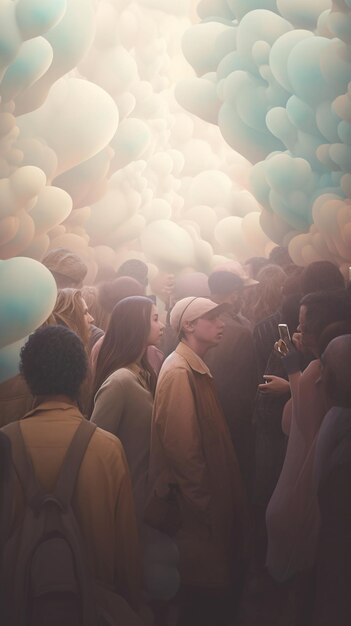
16, 0, 66, 39
0, 338, 27, 385
0, 257, 57, 350
286, 96, 319, 134
287, 37, 331, 106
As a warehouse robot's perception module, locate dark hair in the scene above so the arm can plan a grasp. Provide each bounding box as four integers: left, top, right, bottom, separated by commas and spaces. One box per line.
301, 261, 345, 296
97, 277, 145, 331
208, 271, 244, 295
20, 326, 87, 399
318, 320, 351, 358
280, 293, 301, 336
116, 259, 148, 287
244, 257, 270, 279
93, 296, 156, 398
268, 246, 292, 268
321, 334, 351, 407
281, 266, 304, 296
300, 290, 351, 347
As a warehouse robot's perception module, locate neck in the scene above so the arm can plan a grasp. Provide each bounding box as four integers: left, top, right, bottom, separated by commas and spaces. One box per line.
34, 394, 77, 406
181, 337, 209, 359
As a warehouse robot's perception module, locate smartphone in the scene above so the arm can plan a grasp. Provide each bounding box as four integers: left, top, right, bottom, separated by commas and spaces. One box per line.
278, 323, 291, 343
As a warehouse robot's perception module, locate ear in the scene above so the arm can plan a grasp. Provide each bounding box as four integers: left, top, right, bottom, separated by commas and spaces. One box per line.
183, 320, 195, 334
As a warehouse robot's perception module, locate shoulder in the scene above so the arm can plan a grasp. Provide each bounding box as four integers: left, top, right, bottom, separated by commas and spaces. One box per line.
90, 425, 126, 463
99, 368, 140, 389
300, 359, 321, 381
158, 354, 191, 382
155, 363, 193, 405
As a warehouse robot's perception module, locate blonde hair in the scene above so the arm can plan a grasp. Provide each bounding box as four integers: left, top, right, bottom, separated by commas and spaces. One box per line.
46, 288, 89, 346
80, 285, 108, 332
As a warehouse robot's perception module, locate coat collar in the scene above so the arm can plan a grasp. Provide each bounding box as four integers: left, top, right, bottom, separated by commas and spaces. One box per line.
22, 400, 84, 421
175, 341, 212, 377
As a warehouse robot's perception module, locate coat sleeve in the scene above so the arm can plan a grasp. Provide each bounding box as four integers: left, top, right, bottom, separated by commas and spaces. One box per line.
91, 375, 125, 437
153, 367, 211, 521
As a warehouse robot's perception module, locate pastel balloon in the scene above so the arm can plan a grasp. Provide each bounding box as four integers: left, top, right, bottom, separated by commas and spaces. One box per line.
14, 0, 96, 115
141, 220, 195, 270
29, 185, 72, 235
182, 22, 233, 76
0, 338, 27, 385
0, 37, 53, 103
0, 256, 57, 350
277, 0, 331, 29
287, 37, 331, 106
15, 0, 66, 39
227, 1, 278, 20
0, 211, 35, 259
17, 78, 119, 175
175, 78, 220, 125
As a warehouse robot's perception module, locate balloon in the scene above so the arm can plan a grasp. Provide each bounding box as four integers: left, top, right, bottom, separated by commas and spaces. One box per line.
17, 77, 119, 176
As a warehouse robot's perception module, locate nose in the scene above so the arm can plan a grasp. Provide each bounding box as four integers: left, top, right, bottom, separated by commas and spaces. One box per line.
88, 313, 94, 324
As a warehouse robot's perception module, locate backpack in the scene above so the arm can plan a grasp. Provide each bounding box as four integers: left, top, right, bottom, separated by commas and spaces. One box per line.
1, 419, 100, 626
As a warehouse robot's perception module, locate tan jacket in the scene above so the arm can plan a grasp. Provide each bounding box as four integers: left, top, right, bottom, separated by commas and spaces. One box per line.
0, 374, 33, 428
2, 401, 141, 610
148, 342, 247, 588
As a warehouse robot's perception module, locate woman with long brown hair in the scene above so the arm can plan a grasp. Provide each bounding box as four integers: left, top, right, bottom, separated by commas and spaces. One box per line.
251, 264, 287, 323
91, 296, 163, 517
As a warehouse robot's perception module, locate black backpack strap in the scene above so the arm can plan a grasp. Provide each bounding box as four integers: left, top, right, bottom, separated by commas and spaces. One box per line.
2, 421, 45, 506
54, 420, 97, 506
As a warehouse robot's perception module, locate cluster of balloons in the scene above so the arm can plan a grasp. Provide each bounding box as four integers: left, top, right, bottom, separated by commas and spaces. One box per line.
179, 0, 351, 268
2, 0, 350, 380
0, 0, 274, 285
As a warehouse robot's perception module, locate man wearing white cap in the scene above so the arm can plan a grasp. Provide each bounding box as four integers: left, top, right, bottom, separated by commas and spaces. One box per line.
147, 297, 247, 626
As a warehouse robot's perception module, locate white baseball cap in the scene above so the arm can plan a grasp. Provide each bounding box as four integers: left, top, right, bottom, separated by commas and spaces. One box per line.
170, 297, 227, 334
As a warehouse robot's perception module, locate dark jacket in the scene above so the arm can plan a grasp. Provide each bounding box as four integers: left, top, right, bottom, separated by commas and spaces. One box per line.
205, 312, 258, 495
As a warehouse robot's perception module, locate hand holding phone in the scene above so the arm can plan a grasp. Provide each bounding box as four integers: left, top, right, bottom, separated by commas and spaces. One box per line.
275, 323, 293, 356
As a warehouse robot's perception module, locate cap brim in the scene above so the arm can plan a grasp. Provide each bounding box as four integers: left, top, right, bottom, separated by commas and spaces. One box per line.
198, 302, 231, 319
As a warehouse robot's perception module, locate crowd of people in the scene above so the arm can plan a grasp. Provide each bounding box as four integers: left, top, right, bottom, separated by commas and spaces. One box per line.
0, 246, 350, 626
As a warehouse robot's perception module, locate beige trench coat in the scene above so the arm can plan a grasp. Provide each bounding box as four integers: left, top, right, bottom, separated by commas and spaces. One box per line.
148, 342, 247, 588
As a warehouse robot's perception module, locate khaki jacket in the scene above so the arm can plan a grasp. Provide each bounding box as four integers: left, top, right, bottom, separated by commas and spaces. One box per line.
2, 401, 141, 610
148, 342, 247, 588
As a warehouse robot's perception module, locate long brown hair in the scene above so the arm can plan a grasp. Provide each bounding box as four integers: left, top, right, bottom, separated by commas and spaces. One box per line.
45, 288, 89, 346
252, 265, 287, 323
93, 296, 156, 399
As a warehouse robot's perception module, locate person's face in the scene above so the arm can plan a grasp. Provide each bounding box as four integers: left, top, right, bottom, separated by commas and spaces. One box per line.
81, 298, 94, 336
190, 310, 225, 348
147, 305, 164, 346
297, 304, 317, 353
